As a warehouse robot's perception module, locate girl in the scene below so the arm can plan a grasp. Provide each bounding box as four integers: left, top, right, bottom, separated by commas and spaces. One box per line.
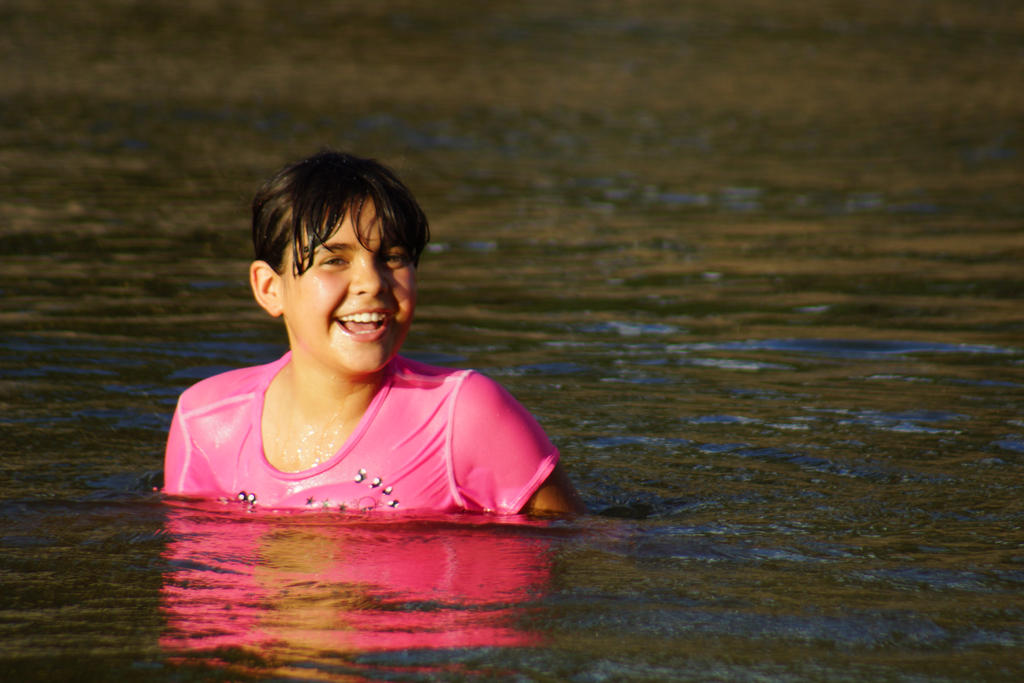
164, 151, 583, 515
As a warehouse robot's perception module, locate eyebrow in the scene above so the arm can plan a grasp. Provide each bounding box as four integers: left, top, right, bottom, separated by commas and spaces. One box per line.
318, 242, 355, 253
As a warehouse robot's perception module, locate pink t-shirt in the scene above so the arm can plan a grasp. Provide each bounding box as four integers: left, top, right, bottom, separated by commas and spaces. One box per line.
163, 354, 559, 513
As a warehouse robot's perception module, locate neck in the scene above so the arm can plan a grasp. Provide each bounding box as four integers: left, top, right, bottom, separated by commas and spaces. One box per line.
261, 353, 392, 473
280, 353, 387, 421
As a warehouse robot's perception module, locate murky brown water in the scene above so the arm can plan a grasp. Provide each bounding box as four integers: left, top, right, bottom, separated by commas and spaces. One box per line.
2, 1, 1023, 680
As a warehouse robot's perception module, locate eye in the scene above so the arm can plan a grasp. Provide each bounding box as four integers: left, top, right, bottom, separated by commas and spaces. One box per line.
318, 254, 349, 267
382, 249, 412, 268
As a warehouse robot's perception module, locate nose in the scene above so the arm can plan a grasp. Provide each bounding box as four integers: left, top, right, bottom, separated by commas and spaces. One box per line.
351, 252, 390, 296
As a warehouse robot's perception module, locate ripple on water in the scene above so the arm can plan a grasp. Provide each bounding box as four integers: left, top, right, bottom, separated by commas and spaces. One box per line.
491, 361, 591, 376
581, 321, 680, 336
811, 407, 968, 435
852, 566, 1000, 594
586, 436, 692, 450
672, 356, 793, 372
676, 338, 1019, 359
568, 602, 951, 649
992, 436, 1024, 454
691, 440, 953, 484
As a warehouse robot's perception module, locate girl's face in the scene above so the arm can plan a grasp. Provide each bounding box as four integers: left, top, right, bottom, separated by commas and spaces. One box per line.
271, 204, 417, 383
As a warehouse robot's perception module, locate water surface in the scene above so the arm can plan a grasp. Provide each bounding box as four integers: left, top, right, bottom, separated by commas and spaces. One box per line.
1, 1, 1022, 680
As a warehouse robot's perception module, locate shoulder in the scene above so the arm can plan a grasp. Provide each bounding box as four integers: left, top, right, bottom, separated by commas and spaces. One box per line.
453, 369, 520, 415
388, 357, 518, 413
389, 355, 471, 387
166, 355, 287, 497
446, 369, 559, 513
385, 355, 473, 403
176, 354, 287, 417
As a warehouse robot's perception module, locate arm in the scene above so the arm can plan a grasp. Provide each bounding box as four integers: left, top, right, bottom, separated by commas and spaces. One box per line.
451, 371, 584, 514
163, 402, 191, 495
520, 462, 586, 516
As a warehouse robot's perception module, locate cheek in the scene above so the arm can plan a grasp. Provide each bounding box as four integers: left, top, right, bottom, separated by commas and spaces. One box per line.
308, 273, 345, 302
396, 270, 417, 308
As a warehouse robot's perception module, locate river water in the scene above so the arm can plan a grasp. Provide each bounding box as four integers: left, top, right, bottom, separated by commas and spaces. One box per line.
2, 1, 1022, 680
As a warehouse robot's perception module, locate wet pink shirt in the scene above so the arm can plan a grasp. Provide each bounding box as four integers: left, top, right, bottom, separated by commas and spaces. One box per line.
164, 354, 559, 513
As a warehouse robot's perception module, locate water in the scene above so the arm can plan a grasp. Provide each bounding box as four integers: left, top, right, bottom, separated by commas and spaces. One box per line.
2, 1, 1023, 680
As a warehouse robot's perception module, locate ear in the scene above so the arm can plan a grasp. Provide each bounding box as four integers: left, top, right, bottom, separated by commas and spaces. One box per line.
250, 260, 285, 318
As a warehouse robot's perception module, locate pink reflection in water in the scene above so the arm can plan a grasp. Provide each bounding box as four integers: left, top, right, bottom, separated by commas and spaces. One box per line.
160, 502, 553, 657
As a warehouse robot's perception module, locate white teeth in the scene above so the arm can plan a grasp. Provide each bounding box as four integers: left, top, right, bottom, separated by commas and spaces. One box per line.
339, 312, 386, 323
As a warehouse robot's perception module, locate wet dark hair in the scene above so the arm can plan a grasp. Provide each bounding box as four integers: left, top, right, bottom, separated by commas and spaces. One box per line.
252, 150, 429, 274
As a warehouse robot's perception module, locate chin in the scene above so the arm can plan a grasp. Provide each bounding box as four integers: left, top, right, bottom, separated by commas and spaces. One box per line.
342, 351, 397, 376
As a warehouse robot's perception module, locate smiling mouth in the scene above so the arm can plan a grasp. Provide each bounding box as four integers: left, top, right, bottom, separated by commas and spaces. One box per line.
337, 311, 388, 335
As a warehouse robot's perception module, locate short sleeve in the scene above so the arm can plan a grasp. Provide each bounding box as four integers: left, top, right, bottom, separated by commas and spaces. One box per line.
449, 372, 559, 513
164, 400, 194, 495
163, 395, 222, 498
